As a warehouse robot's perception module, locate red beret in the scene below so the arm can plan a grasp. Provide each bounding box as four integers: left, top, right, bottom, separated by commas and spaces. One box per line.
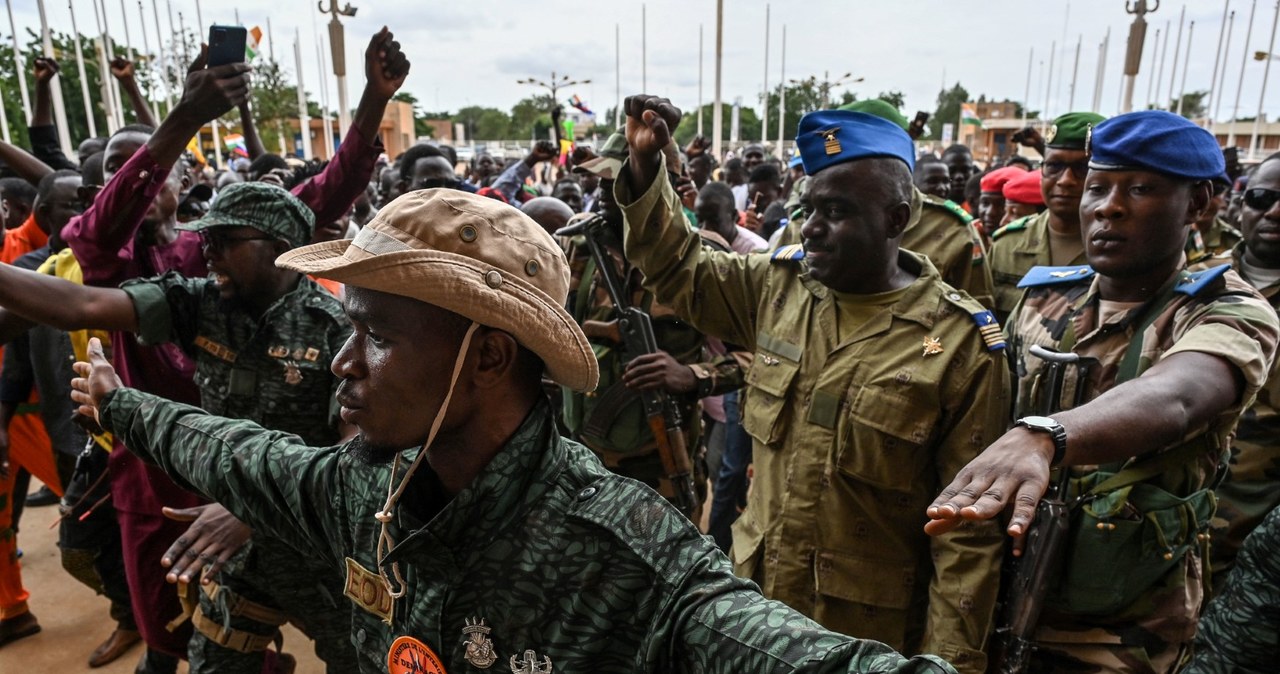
980, 166, 1028, 194
1002, 169, 1045, 205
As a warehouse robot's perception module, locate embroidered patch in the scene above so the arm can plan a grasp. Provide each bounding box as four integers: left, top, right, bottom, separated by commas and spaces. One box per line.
345, 557, 393, 624
388, 635, 447, 674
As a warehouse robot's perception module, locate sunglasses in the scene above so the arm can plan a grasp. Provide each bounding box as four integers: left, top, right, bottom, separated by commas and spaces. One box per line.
1243, 187, 1280, 212
1042, 160, 1089, 179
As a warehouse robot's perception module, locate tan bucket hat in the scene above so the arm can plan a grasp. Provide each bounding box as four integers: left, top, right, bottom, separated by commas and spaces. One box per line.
276, 188, 598, 392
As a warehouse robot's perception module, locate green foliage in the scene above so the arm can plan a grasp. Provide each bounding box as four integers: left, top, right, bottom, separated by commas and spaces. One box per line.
877, 90, 907, 110
928, 83, 971, 141
672, 103, 761, 147
1167, 91, 1209, 119
453, 106, 512, 141
509, 94, 556, 141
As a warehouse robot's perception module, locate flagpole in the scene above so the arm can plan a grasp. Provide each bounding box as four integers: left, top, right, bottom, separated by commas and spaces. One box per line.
92, 0, 118, 133
641, 4, 647, 91
1176, 21, 1195, 115
5, 0, 32, 120
1144, 27, 1161, 108
195, 0, 222, 169
1167, 6, 1185, 111
1250, 0, 1280, 159
1022, 46, 1033, 128
760, 3, 768, 144
36, 0, 75, 156
1230, 0, 1258, 148
99, 0, 126, 127
614, 23, 620, 129
0, 78, 10, 142
1215, 11, 1237, 126
294, 28, 312, 160
1154, 20, 1171, 108
69, 1, 99, 138
1093, 29, 1109, 113
1208, 1, 1232, 128
119, 0, 136, 62
777, 24, 786, 159
712, 0, 723, 159
152, 0, 172, 111
1043, 41, 1055, 128
135, 0, 159, 121
697, 24, 703, 136
1068, 34, 1082, 110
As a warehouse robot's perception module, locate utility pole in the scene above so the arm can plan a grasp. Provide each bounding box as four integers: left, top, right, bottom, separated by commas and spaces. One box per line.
777, 24, 786, 159
761, 4, 769, 144
713, 0, 723, 159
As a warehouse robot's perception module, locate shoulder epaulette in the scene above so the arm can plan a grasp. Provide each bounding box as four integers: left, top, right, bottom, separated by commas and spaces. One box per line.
942, 291, 1006, 351
1175, 264, 1231, 297
770, 243, 805, 263
1017, 265, 1096, 288
922, 195, 975, 223
991, 215, 1033, 241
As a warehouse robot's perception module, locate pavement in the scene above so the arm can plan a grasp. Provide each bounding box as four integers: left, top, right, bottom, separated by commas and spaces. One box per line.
0, 479, 324, 673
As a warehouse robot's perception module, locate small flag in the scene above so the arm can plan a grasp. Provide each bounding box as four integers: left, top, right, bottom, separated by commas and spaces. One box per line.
186, 136, 207, 167
960, 103, 983, 127
246, 26, 263, 61
568, 94, 594, 116
223, 133, 248, 157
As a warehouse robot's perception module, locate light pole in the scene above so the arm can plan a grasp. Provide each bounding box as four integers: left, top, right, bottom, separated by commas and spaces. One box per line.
318, 0, 357, 143
517, 72, 592, 144
789, 72, 863, 109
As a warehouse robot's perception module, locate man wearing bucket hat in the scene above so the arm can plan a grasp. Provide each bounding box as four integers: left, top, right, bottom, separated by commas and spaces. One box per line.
615, 95, 1008, 673
773, 98, 997, 310
926, 110, 1279, 672
0, 181, 358, 672
69, 187, 955, 673
988, 111, 1104, 322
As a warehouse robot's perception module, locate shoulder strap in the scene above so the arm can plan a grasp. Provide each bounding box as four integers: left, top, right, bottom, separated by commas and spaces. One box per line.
1085, 436, 1213, 496
573, 256, 597, 321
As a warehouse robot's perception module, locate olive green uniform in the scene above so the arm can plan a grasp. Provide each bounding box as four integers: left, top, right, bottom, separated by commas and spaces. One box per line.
123, 272, 356, 672
1186, 217, 1243, 266
776, 188, 995, 310
988, 211, 1087, 323
1007, 263, 1279, 673
619, 172, 1009, 673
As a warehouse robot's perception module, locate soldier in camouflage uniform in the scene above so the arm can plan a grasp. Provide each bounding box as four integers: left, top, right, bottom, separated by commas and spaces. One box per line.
1193, 153, 1280, 593
988, 112, 1104, 322
619, 99, 1008, 673
928, 110, 1280, 673
73, 187, 955, 674
0, 183, 357, 672
1185, 505, 1280, 672
774, 100, 996, 310
562, 133, 740, 520
1185, 180, 1243, 266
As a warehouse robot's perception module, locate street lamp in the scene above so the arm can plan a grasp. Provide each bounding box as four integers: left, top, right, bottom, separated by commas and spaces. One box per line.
788, 71, 864, 109
318, 0, 358, 141
516, 71, 593, 107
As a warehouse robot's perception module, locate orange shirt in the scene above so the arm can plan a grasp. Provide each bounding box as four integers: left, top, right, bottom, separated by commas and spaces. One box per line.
0, 214, 50, 264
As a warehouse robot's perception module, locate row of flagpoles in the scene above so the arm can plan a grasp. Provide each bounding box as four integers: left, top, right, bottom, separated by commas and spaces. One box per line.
2, 0, 346, 165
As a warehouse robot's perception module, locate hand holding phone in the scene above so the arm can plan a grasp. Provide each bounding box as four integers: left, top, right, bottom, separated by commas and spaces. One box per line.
207, 25, 248, 67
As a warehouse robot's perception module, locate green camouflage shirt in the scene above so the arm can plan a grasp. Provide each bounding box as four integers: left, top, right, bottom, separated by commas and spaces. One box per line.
121, 272, 350, 445
1008, 263, 1279, 668
987, 211, 1087, 323
101, 390, 956, 674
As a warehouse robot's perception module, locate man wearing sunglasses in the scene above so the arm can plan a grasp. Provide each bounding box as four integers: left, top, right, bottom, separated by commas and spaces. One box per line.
0, 181, 359, 672
1197, 157, 1280, 597
927, 110, 1279, 673
988, 112, 1104, 322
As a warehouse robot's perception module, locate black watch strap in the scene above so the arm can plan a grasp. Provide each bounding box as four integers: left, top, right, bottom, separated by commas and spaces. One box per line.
1016, 417, 1068, 467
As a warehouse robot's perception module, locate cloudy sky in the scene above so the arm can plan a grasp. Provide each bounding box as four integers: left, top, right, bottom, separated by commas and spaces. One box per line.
11, 0, 1280, 132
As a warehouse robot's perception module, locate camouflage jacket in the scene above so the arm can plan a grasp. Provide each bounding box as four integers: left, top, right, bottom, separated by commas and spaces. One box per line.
102, 390, 955, 674
1186, 217, 1244, 266
619, 171, 1009, 674
1185, 504, 1280, 673
987, 211, 1087, 323
121, 272, 351, 446
1008, 263, 1279, 651
774, 188, 995, 311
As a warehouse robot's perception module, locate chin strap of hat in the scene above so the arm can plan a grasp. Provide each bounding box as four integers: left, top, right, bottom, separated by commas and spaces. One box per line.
374, 321, 480, 599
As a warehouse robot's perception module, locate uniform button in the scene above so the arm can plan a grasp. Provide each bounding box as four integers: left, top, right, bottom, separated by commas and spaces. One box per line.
485, 270, 503, 288
577, 486, 597, 500
356, 628, 366, 644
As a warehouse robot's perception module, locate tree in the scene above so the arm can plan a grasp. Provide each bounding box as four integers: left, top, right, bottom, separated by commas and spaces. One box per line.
877, 90, 907, 110
756, 79, 850, 142
672, 102, 761, 147
243, 58, 304, 154
453, 106, 511, 141
509, 94, 555, 141
928, 83, 971, 141
1166, 91, 1209, 119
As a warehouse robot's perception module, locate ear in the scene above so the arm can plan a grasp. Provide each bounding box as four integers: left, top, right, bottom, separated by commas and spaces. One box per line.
470, 328, 519, 391
1185, 180, 1213, 226
885, 200, 913, 240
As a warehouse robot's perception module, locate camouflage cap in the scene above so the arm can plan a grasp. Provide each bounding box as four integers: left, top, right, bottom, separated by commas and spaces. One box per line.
1045, 111, 1107, 150
178, 181, 315, 249
838, 99, 910, 131
577, 131, 628, 180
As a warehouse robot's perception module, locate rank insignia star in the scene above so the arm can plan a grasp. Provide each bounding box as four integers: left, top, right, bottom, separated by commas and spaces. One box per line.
922, 336, 944, 357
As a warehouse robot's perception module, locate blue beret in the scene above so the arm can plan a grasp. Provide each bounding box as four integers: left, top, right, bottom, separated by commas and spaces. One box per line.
796, 110, 915, 175
1088, 110, 1226, 182
788, 154, 804, 169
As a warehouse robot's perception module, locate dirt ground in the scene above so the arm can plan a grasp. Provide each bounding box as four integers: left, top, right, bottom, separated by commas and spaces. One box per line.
0, 479, 324, 673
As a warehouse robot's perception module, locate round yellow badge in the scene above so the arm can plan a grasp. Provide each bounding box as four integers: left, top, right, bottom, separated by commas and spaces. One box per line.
387, 635, 448, 674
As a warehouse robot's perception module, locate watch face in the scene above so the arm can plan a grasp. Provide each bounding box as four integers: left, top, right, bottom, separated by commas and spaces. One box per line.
1020, 415, 1057, 430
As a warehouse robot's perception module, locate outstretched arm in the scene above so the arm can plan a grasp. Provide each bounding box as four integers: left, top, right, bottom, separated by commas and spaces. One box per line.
238, 101, 267, 160
0, 262, 137, 333
0, 141, 54, 186
109, 58, 158, 128
28, 57, 78, 170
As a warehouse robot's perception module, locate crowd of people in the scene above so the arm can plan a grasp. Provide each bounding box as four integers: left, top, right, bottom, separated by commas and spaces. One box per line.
0, 20, 1275, 674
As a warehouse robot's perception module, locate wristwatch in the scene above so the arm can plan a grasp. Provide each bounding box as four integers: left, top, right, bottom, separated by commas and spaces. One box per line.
1015, 416, 1068, 467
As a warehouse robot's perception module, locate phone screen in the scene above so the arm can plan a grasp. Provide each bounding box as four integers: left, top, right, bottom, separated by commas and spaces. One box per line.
207, 25, 248, 67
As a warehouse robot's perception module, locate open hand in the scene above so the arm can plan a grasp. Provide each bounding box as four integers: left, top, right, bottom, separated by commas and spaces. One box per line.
161, 503, 252, 584
924, 427, 1056, 541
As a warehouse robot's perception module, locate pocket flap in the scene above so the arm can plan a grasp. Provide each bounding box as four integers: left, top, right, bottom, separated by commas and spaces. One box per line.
814, 549, 917, 609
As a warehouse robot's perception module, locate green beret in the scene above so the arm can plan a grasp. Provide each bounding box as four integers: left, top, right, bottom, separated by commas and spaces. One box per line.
837, 99, 909, 131
1045, 112, 1107, 150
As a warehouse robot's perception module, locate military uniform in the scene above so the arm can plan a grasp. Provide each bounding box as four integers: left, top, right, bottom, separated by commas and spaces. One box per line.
774, 187, 996, 310
1185, 505, 1280, 673
1193, 245, 1280, 592
1186, 217, 1243, 266
988, 211, 1088, 322
101, 392, 955, 674
1007, 263, 1279, 672
619, 172, 1008, 673
122, 270, 357, 672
